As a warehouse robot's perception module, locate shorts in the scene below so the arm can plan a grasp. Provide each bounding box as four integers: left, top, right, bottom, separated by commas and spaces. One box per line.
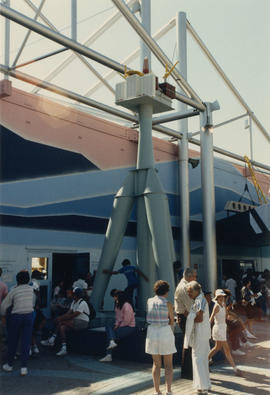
145, 325, 177, 355
72, 319, 89, 330
245, 304, 258, 319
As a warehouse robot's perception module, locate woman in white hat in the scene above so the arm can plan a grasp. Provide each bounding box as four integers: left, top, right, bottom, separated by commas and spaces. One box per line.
208, 289, 241, 376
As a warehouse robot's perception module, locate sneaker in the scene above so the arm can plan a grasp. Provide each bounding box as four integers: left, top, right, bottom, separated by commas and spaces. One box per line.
99, 354, 112, 362
33, 344, 40, 354
232, 349, 246, 356
245, 341, 255, 348
245, 330, 256, 339
234, 368, 243, 377
20, 367, 28, 376
56, 347, 67, 356
2, 363, 13, 372
107, 340, 117, 350
41, 339, 55, 347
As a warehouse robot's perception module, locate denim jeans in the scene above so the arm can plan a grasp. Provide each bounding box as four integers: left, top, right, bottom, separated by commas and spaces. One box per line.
7, 313, 33, 367
105, 325, 136, 354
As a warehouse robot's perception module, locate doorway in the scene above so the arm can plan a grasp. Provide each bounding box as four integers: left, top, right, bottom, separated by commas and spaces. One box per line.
52, 253, 90, 291
29, 254, 51, 316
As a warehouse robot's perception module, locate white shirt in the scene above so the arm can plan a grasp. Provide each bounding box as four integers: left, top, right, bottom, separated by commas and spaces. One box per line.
174, 278, 193, 314
225, 278, 237, 299
70, 299, 89, 322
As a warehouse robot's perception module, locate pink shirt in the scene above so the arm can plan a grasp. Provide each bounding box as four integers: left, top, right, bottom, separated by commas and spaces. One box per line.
0, 280, 8, 305
115, 302, 135, 328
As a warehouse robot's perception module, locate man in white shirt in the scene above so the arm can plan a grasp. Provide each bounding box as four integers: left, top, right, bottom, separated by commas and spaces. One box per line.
41, 287, 89, 356
174, 268, 197, 379
225, 276, 237, 301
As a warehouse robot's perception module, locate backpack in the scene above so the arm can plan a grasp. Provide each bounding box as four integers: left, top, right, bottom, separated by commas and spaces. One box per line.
79, 298, 96, 320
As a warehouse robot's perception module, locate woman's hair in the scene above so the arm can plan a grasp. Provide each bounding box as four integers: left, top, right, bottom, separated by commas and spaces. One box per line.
115, 291, 129, 309
242, 277, 251, 286
187, 280, 201, 294
16, 270, 30, 285
153, 280, 170, 296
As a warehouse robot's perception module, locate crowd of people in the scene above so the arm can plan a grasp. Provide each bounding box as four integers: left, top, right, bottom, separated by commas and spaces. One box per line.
0, 263, 270, 395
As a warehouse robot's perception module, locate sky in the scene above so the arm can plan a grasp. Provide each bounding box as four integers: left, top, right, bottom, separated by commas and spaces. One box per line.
1, 0, 270, 167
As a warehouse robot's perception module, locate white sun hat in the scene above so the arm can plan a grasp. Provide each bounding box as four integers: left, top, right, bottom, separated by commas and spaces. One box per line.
214, 289, 227, 301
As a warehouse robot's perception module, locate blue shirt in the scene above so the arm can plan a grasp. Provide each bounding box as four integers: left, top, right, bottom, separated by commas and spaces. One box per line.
118, 266, 138, 286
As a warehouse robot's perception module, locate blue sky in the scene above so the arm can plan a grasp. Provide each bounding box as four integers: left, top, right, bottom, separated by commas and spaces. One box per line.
1, 0, 269, 166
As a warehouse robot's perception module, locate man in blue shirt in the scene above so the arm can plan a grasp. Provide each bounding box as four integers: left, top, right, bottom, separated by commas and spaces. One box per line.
103, 259, 148, 308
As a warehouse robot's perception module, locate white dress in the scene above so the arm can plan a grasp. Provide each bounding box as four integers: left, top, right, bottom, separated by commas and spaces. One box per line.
191, 293, 211, 391
145, 296, 177, 355
212, 302, 227, 341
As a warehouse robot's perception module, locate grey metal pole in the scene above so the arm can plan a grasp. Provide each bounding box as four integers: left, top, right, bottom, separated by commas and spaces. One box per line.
152, 109, 199, 125
249, 116, 254, 161
71, 0, 77, 41
3, 0, 10, 80
1, 63, 269, 175
186, 20, 270, 143
12, 0, 46, 67
111, 0, 205, 109
139, 0, 151, 70
177, 12, 190, 270
200, 105, 218, 292
0, 3, 128, 74
137, 103, 155, 169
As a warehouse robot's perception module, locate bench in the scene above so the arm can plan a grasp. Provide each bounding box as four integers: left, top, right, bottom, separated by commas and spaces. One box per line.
68, 326, 184, 364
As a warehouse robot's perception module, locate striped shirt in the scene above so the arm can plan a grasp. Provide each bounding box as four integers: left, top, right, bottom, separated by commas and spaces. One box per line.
0, 284, 35, 315
147, 295, 169, 325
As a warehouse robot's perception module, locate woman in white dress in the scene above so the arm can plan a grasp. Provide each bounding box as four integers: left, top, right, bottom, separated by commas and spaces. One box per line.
145, 280, 176, 395
208, 289, 241, 376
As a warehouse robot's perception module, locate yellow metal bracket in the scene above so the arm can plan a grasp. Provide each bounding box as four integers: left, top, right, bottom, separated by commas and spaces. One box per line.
244, 155, 267, 204
163, 61, 179, 81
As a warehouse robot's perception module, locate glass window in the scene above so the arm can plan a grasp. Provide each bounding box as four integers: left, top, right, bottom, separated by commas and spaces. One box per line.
31, 257, 48, 280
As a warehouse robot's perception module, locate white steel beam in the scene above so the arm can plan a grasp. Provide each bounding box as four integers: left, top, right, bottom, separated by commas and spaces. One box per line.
111, 0, 205, 110
152, 110, 199, 125
1, 64, 269, 174
177, 11, 190, 270
71, 0, 77, 41
84, 17, 176, 97
31, 0, 137, 94
186, 20, 270, 143
3, 0, 10, 80
24, 0, 57, 30
12, 0, 46, 67
0, 4, 198, 108
0, 64, 134, 121
0, 4, 128, 72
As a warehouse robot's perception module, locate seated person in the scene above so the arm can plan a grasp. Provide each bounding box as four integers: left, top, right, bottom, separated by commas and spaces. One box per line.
99, 291, 135, 362
51, 289, 73, 318
41, 287, 89, 356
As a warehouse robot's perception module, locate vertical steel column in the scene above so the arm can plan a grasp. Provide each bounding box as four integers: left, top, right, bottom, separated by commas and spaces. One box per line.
139, 0, 151, 70
136, 102, 156, 309
137, 103, 154, 169
71, 0, 77, 41
3, 0, 10, 80
249, 116, 253, 161
200, 108, 218, 292
176, 12, 190, 270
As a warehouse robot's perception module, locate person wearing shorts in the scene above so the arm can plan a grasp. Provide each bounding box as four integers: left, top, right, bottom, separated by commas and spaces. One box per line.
208, 289, 241, 376
41, 287, 89, 356
145, 280, 176, 395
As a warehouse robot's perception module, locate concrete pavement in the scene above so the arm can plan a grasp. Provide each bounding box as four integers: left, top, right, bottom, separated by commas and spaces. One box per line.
0, 321, 269, 394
